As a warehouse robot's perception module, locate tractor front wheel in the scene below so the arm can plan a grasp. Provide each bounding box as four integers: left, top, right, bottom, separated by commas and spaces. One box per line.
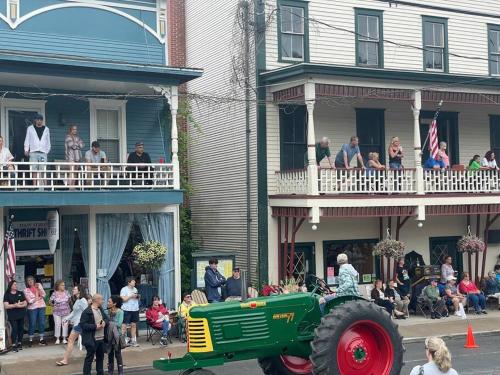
180, 369, 216, 375
310, 300, 403, 375
258, 355, 313, 375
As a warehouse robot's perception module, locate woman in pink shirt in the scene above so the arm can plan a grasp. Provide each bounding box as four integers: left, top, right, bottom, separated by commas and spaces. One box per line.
439, 142, 450, 168
458, 272, 486, 315
24, 276, 47, 346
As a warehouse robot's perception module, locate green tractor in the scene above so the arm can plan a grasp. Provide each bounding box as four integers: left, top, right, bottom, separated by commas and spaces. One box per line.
154, 277, 404, 375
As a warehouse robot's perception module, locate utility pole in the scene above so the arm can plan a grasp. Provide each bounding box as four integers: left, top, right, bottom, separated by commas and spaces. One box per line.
241, 0, 252, 287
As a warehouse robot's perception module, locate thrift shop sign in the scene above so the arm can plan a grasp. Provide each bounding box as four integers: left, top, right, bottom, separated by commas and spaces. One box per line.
12, 221, 48, 240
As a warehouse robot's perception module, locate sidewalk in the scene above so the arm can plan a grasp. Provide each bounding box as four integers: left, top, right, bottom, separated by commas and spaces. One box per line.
0, 310, 498, 374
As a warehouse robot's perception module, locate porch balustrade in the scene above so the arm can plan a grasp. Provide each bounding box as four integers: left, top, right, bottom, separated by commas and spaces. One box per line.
0, 161, 175, 191
274, 168, 500, 195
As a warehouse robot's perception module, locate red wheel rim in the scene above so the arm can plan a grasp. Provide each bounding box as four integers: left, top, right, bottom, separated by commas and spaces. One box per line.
336, 320, 394, 375
280, 355, 313, 374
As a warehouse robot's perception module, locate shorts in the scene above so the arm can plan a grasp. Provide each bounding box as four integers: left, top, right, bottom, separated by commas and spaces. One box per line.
72, 324, 82, 334
123, 310, 139, 324
29, 152, 47, 170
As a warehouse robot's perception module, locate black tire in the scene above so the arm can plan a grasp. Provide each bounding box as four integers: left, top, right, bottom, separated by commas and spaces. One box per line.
258, 356, 312, 375
310, 300, 403, 375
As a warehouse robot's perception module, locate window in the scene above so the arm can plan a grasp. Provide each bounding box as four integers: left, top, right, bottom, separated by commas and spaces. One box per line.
278, 1, 309, 62
356, 108, 385, 165
490, 115, 500, 158
423, 16, 448, 72
89, 99, 127, 163
279, 105, 307, 170
488, 25, 500, 76
355, 9, 383, 68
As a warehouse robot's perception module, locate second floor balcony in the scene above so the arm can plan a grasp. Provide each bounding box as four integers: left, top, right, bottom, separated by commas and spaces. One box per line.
275, 168, 500, 196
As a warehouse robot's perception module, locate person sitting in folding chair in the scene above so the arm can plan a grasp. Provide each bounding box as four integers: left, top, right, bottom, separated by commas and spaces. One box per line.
145, 296, 171, 346
423, 278, 447, 319
178, 294, 198, 343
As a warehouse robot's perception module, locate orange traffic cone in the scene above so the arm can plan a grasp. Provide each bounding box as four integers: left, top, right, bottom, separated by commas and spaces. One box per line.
464, 324, 479, 349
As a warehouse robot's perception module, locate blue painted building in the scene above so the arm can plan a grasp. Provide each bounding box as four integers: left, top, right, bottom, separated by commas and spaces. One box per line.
0, 0, 201, 343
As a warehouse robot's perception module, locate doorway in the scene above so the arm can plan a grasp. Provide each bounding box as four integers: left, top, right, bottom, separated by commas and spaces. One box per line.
356, 108, 386, 165
8, 110, 39, 162
429, 236, 463, 276
286, 242, 315, 283
420, 111, 459, 165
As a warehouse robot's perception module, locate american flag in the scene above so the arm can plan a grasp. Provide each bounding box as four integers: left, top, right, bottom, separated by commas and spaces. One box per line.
4, 219, 16, 281
429, 118, 439, 159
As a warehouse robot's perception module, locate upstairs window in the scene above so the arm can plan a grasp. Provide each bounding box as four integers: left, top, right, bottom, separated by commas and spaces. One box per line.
96, 110, 120, 163
278, 1, 309, 62
488, 25, 500, 76
355, 9, 384, 68
423, 16, 448, 72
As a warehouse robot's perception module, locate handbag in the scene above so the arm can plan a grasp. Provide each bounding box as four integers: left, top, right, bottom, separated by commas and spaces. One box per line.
119, 335, 127, 349
418, 365, 424, 375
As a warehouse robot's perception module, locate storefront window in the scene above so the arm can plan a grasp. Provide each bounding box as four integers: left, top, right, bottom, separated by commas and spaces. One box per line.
323, 239, 378, 285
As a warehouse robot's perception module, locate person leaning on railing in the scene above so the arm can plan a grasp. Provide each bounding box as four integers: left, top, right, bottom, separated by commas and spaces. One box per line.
334, 136, 365, 169
126, 141, 152, 185
304, 137, 334, 168
84, 141, 107, 186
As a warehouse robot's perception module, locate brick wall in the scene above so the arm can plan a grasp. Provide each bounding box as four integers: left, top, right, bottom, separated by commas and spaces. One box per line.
167, 0, 186, 67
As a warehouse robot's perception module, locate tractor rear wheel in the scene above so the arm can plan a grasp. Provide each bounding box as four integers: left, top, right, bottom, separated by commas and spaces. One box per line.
310, 300, 403, 375
258, 355, 313, 375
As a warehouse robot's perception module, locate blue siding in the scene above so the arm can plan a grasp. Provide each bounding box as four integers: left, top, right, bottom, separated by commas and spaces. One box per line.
126, 98, 171, 163
0, 6, 164, 65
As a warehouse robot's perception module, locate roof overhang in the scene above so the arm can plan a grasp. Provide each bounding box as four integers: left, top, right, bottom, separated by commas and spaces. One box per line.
260, 62, 500, 89
0, 49, 202, 94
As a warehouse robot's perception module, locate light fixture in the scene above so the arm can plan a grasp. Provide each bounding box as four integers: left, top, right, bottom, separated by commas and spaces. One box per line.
312, 224, 318, 231
417, 221, 424, 228
8, 0, 18, 21
159, 18, 166, 36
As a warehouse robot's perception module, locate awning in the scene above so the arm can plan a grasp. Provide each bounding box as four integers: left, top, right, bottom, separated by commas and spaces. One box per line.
0, 49, 202, 93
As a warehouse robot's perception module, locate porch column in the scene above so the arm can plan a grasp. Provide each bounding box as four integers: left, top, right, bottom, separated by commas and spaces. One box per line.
0, 207, 5, 350
88, 209, 97, 295
412, 90, 424, 195
305, 81, 318, 195
170, 86, 181, 190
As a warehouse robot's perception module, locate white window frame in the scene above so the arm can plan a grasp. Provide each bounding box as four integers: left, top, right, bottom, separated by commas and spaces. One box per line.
89, 98, 127, 163
423, 21, 445, 72
0, 98, 46, 147
280, 5, 305, 62
489, 29, 500, 76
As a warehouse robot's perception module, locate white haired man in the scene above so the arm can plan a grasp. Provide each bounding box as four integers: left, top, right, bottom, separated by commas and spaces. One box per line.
304, 137, 334, 168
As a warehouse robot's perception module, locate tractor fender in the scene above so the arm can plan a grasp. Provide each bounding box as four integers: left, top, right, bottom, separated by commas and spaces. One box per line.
322, 294, 366, 316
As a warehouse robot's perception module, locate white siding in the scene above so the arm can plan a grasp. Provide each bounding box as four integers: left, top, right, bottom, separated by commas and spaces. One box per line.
265, 0, 500, 75
185, 1, 259, 280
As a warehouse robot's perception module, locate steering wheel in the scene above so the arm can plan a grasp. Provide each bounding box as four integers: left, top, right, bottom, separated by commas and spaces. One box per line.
306, 275, 333, 295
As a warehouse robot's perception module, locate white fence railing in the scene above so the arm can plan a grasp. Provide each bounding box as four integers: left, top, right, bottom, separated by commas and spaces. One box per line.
276, 169, 308, 195
0, 162, 175, 191
319, 168, 417, 194
424, 169, 500, 193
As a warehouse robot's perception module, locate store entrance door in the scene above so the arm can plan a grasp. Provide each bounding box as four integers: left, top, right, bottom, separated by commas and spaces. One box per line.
287, 243, 315, 284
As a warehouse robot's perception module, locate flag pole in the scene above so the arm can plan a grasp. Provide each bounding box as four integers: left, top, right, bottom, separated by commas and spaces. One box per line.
421, 100, 444, 154
0, 209, 6, 351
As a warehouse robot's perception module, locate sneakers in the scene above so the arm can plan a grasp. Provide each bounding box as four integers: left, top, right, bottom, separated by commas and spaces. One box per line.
39, 339, 47, 346
55, 339, 61, 345
28, 340, 33, 348
125, 337, 130, 345
63, 339, 68, 344
130, 341, 139, 347
159, 337, 169, 346
481, 310, 488, 314
17, 343, 23, 351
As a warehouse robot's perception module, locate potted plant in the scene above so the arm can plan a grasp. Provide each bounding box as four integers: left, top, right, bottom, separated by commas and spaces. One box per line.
457, 235, 485, 253
132, 240, 167, 271
373, 239, 406, 259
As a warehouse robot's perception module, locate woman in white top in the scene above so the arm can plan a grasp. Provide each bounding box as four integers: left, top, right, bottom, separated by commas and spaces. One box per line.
65, 125, 84, 187
440, 255, 455, 284
409, 336, 458, 375
56, 285, 90, 367
481, 151, 499, 170
0, 136, 14, 168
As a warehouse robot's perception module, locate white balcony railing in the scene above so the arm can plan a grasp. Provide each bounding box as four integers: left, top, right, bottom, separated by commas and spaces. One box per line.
276, 169, 309, 195
320, 168, 417, 194
0, 162, 175, 191
424, 169, 500, 193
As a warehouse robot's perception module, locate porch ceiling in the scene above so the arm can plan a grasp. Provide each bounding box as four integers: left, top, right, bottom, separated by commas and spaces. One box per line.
0, 49, 203, 93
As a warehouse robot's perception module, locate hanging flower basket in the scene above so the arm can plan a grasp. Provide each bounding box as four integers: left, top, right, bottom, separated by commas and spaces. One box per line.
132, 241, 167, 270
457, 235, 485, 253
373, 239, 406, 259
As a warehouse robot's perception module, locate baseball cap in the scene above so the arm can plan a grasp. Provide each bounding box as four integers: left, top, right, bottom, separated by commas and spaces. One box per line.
233, 267, 240, 272
91, 141, 100, 148
135, 141, 144, 147
33, 113, 43, 120
429, 278, 438, 283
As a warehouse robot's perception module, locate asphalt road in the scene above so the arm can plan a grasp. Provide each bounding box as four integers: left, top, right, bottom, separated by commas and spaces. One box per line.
128, 334, 500, 375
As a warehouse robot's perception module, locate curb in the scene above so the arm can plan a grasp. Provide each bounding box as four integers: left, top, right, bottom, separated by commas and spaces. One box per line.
403, 329, 500, 343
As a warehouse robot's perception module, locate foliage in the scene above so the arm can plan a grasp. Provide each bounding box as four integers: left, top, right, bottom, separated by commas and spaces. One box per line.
373, 239, 406, 259
457, 235, 485, 253
132, 241, 167, 270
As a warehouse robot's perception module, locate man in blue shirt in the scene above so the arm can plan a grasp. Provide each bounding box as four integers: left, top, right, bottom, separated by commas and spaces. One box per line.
334, 136, 365, 169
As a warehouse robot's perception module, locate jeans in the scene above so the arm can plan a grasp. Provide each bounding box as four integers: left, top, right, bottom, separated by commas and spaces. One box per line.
375, 299, 394, 315
468, 293, 486, 312
9, 318, 24, 345
389, 162, 403, 169
161, 320, 170, 336
108, 346, 123, 372
84, 340, 105, 375
27, 307, 45, 339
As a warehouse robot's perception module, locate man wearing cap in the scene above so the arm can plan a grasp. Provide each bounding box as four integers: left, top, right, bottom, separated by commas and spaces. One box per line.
225, 268, 242, 300
444, 275, 466, 316
24, 114, 51, 187
127, 142, 152, 185
423, 278, 447, 319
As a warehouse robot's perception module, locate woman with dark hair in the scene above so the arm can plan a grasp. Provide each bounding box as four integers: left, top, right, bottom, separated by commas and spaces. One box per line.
56, 286, 90, 366
145, 296, 170, 346
3, 280, 27, 351
107, 295, 124, 375
481, 151, 499, 170
371, 280, 405, 318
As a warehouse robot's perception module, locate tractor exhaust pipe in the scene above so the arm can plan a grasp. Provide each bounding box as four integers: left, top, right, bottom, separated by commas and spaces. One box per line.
241, 269, 248, 302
